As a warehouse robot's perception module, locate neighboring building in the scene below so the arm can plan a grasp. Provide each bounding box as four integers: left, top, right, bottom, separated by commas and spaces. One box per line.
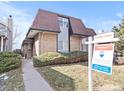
21, 38, 34, 59
0, 15, 13, 52
22, 9, 96, 58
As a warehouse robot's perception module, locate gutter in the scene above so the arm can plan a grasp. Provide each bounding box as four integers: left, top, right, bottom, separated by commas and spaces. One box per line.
26, 27, 61, 37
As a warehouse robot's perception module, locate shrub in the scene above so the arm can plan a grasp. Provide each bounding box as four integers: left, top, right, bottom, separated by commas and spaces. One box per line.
33, 51, 88, 67
33, 52, 65, 67
0, 52, 21, 73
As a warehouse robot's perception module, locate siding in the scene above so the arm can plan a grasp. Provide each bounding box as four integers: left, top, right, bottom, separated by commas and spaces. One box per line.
70, 36, 81, 51
33, 34, 39, 56
39, 32, 57, 54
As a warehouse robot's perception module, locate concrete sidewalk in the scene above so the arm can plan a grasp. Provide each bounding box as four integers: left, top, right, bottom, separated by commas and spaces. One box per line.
22, 59, 53, 91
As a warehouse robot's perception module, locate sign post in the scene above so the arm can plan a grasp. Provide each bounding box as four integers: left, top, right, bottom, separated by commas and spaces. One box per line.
85, 32, 119, 91
88, 37, 93, 91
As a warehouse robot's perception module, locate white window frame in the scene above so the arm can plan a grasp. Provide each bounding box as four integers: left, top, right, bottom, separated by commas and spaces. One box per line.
58, 40, 64, 51
80, 38, 88, 51
58, 17, 69, 28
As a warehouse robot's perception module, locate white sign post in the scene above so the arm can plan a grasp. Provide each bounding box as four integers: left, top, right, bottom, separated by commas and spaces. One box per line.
88, 37, 93, 91
85, 32, 119, 91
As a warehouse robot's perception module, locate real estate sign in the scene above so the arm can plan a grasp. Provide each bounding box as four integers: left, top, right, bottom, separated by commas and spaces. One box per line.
92, 44, 114, 74
94, 32, 114, 41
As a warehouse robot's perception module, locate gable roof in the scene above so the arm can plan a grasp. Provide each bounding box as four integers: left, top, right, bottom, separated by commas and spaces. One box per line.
27, 9, 96, 37
69, 17, 88, 36
31, 9, 60, 32
86, 28, 96, 36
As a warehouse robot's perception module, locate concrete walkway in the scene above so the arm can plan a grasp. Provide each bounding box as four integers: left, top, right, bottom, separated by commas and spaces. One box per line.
22, 59, 53, 91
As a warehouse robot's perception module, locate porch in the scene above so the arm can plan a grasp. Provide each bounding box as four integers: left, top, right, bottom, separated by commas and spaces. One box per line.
0, 36, 7, 52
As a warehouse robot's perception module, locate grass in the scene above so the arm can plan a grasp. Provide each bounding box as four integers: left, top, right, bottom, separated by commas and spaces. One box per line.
37, 62, 124, 91
0, 67, 25, 91
93, 65, 124, 91
37, 62, 88, 91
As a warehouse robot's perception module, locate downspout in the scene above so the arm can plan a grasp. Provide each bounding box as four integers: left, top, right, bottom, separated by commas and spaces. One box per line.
68, 18, 71, 52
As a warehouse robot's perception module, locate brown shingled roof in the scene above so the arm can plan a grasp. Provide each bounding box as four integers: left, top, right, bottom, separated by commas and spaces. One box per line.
69, 17, 87, 35
86, 28, 96, 36
28, 9, 96, 37
31, 9, 60, 32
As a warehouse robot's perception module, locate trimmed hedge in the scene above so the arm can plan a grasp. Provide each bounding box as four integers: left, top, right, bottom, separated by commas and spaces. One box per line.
0, 52, 21, 73
33, 51, 88, 67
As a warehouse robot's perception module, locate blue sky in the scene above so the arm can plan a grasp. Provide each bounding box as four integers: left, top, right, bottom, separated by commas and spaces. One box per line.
0, 1, 124, 49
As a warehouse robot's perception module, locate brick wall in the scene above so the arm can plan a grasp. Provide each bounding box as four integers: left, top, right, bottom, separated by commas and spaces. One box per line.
33, 32, 57, 56
33, 32, 82, 56
33, 34, 39, 56
70, 36, 81, 51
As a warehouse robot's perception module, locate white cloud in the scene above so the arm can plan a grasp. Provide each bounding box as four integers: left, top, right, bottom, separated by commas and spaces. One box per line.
0, 1, 10, 4
0, 2, 29, 17
0, 2, 33, 49
116, 12, 124, 18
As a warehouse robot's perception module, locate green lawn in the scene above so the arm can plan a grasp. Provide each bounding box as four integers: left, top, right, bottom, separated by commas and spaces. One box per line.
37, 62, 124, 91
0, 67, 25, 91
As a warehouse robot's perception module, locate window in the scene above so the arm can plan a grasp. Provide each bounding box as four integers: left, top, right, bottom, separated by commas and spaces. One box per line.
58, 20, 63, 27
58, 17, 69, 28
58, 40, 63, 50
64, 21, 69, 28
81, 43, 88, 51
81, 38, 88, 51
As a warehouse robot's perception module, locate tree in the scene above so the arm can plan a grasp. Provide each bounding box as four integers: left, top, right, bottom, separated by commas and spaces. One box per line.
13, 24, 20, 45
112, 17, 124, 56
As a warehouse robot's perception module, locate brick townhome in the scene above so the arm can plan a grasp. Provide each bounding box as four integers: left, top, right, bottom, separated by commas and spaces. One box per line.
22, 9, 96, 59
